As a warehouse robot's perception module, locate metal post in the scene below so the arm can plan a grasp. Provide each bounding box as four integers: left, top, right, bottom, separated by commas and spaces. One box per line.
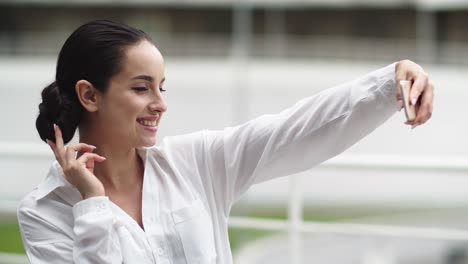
265, 7, 286, 58
416, 9, 437, 64
231, 0, 252, 125
288, 174, 303, 264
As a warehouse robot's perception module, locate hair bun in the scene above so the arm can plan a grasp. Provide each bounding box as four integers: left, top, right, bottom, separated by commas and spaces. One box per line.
36, 81, 82, 143
36, 82, 62, 142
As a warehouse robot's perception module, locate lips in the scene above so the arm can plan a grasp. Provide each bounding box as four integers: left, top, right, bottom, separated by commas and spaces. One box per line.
137, 115, 159, 132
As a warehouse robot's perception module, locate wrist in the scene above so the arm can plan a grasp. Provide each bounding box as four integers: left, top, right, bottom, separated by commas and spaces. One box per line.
82, 192, 105, 199
81, 186, 105, 200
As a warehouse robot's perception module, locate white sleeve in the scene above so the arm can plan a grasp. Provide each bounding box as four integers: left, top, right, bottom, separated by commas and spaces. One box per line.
18, 196, 122, 264
72, 197, 121, 262
203, 63, 398, 208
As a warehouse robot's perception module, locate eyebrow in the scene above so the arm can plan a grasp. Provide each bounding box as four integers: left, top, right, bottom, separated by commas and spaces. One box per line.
131, 75, 154, 82
131, 75, 166, 84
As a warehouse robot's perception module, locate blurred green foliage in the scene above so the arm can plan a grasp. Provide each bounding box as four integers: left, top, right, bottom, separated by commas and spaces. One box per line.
0, 222, 24, 254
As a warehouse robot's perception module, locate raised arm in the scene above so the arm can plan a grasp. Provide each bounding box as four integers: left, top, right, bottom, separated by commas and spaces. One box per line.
202, 60, 433, 209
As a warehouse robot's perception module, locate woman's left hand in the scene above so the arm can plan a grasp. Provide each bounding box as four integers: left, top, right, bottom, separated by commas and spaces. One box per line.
395, 60, 434, 129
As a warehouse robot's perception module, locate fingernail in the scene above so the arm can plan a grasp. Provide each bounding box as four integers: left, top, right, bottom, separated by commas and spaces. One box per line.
411, 98, 417, 106
53, 123, 57, 131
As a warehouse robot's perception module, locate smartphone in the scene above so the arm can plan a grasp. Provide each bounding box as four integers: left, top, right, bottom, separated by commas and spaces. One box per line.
399, 80, 416, 121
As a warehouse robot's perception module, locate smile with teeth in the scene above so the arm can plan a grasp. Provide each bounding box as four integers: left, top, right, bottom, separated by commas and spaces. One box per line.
138, 119, 157, 127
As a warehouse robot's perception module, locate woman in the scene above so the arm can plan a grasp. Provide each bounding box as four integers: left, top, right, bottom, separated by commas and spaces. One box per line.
18, 20, 434, 263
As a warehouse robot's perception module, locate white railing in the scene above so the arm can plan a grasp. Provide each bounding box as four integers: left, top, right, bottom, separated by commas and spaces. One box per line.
0, 253, 28, 264
229, 215, 468, 241
1, 142, 467, 263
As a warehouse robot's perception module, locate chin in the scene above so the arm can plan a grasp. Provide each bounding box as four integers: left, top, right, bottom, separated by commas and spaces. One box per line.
140, 138, 157, 147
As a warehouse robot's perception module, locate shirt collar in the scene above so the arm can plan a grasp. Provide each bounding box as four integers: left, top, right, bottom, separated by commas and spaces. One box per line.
35, 161, 79, 202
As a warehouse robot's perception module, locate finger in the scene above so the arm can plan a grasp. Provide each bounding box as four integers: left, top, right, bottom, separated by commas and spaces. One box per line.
409, 72, 429, 106
395, 82, 403, 111
404, 103, 420, 127
85, 158, 94, 170
54, 124, 66, 158
395, 81, 404, 102
66, 144, 97, 161
46, 139, 56, 151
413, 82, 434, 126
397, 100, 404, 111
404, 112, 418, 127
410, 104, 421, 128
394, 61, 409, 85
395, 67, 407, 102
65, 146, 77, 161
68, 143, 97, 153
46, 139, 60, 161
84, 157, 103, 173
77, 152, 107, 163
46, 138, 66, 165
396, 87, 402, 102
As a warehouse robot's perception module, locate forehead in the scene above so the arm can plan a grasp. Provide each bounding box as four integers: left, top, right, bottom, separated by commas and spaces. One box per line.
116, 40, 165, 82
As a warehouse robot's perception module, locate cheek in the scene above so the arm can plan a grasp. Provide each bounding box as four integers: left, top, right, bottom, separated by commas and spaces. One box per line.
115, 93, 143, 112
102, 99, 140, 124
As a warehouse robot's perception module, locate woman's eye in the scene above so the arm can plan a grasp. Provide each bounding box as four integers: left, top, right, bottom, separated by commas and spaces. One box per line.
132, 87, 148, 92
160, 87, 167, 92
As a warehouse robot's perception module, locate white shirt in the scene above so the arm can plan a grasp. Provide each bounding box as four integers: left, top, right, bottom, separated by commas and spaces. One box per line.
18, 63, 398, 264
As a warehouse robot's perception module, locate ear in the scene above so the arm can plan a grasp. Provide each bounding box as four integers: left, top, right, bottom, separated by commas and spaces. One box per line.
75, 80, 99, 112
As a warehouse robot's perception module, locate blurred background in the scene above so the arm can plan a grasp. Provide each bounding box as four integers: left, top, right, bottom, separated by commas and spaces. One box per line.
0, 0, 467, 263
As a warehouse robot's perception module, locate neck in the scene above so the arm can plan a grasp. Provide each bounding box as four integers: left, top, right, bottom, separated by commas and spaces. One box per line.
78, 126, 144, 193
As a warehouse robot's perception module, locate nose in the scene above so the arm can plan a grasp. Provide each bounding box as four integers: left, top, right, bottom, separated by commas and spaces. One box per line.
148, 92, 168, 114
149, 100, 167, 114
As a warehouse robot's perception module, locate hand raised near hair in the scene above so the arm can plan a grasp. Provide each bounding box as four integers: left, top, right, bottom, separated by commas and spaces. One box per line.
47, 124, 106, 199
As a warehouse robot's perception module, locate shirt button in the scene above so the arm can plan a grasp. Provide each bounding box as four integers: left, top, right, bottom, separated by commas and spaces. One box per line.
157, 248, 164, 256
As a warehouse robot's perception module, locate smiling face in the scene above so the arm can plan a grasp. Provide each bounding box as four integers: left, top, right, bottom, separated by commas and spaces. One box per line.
93, 40, 167, 148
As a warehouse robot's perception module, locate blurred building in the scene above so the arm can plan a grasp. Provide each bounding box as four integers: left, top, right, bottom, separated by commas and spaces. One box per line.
1, 0, 468, 64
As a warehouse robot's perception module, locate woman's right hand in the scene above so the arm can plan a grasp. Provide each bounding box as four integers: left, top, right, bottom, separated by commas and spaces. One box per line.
47, 124, 107, 199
